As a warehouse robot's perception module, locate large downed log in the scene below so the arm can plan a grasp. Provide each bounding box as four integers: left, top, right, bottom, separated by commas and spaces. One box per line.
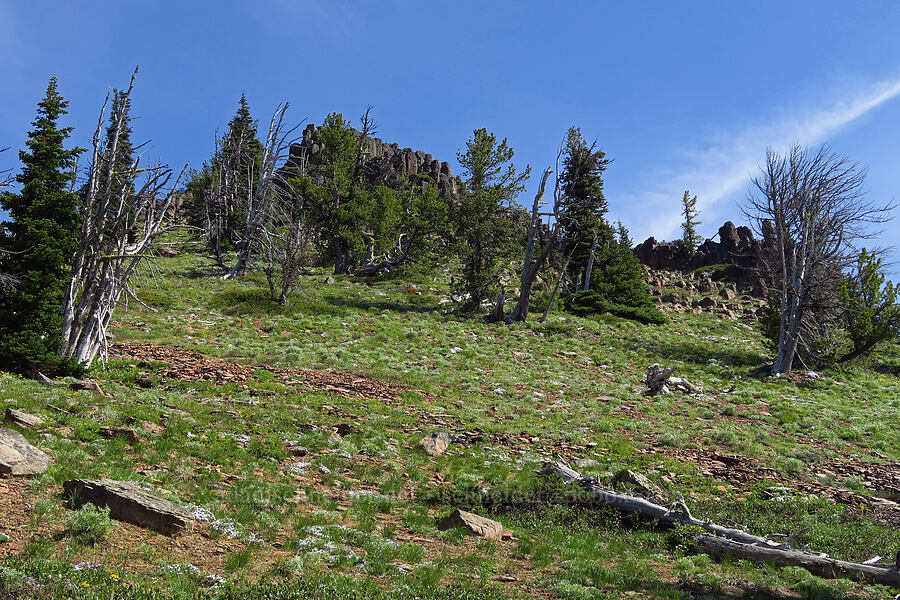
539, 461, 900, 588
696, 535, 900, 587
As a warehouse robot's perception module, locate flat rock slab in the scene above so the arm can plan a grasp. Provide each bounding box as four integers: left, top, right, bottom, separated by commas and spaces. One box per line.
438, 509, 511, 541
0, 428, 50, 476
5, 409, 43, 428
418, 431, 450, 456
63, 479, 193, 536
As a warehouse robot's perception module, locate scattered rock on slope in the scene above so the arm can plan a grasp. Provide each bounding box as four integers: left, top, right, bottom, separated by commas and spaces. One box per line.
0, 428, 51, 476
5, 408, 43, 428
63, 479, 193, 536
418, 431, 450, 456
438, 509, 511, 541
613, 469, 668, 504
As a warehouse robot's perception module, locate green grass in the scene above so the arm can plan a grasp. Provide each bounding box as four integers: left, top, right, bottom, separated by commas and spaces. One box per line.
1, 248, 899, 599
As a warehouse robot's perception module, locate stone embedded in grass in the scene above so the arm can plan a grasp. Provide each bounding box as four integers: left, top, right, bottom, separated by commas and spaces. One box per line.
613, 469, 668, 504
438, 509, 511, 541
98, 426, 139, 444
5, 408, 43, 428
68, 380, 105, 395
0, 428, 51, 476
418, 431, 450, 456
62, 478, 193, 537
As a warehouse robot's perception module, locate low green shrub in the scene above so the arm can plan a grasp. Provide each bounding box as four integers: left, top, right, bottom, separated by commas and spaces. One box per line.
564, 290, 666, 325
64, 504, 112, 545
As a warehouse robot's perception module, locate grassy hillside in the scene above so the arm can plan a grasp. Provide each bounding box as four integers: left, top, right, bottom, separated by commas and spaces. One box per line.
1, 249, 899, 599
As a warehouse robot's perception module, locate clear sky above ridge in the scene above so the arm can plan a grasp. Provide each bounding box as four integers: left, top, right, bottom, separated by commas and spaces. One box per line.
3, 1, 900, 260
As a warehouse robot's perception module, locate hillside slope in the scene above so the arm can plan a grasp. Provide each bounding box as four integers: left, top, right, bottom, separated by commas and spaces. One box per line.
1, 250, 899, 599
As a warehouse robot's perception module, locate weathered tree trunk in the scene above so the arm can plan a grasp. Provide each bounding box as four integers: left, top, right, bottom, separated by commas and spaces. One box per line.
61, 68, 188, 366
539, 461, 900, 588
582, 228, 598, 291
223, 103, 298, 280
501, 167, 553, 323
695, 535, 899, 587
332, 236, 352, 275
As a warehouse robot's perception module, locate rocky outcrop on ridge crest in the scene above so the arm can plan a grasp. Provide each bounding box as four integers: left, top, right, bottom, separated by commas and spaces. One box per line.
281, 124, 458, 197
634, 221, 771, 272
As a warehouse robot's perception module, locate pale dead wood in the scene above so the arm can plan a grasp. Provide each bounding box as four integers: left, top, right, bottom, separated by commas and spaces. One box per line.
539, 461, 900, 588
222, 103, 301, 280
645, 363, 696, 394
61, 67, 187, 366
696, 534, 899, 587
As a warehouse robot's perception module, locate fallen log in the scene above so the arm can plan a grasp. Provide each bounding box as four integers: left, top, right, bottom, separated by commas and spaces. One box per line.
695, 534, 900, 587
538, 461, 900, 588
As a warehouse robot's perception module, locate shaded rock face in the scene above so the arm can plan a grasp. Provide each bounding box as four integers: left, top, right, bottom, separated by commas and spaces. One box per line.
281, 124, 458, 198
635, 221, 770, 272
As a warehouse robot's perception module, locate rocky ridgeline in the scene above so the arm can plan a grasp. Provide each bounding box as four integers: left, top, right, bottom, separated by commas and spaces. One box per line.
635, 221, 773, 272
645, 267, 768, 320
281, 124, 458, 197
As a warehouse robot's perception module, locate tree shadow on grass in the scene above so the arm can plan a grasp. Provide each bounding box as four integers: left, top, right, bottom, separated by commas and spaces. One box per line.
323, 294, 440, 315
630, 338, 769, 369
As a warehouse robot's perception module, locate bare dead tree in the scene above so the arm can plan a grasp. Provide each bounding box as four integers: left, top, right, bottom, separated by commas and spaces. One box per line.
743, 145, 895, 374
260, 144, 309, 304
222, 104, 301, 280
0, 146, 17, 292
61, 69, 187, 366
493, 166, 554, 323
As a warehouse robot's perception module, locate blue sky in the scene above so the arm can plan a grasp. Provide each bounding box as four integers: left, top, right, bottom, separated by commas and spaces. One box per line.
3, 1, 900, 256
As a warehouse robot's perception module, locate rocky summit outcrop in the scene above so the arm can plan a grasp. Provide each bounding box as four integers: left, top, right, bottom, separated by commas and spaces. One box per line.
634, 221, 771, 272
281, 124, 458, 197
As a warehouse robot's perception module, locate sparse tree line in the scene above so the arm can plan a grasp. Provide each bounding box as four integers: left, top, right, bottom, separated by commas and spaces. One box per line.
184, 101, 657, 325
0, 72, 898, 377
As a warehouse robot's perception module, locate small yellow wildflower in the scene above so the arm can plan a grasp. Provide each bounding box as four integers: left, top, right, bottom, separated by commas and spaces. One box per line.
82, 582, 90, 587
109, 573, 119, 580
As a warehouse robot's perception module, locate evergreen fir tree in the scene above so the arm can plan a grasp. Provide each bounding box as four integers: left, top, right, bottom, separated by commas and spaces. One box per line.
222, 93, 264, 242
186, 93, 264, 251
680, 190, 702, 253
558, 127, 610, 280
452, 128, 530, 311
0, 76, 83, 374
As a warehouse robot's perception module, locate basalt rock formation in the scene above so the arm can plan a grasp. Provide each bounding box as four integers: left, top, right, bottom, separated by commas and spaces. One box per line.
634, 221, 771, 271
281, 124, 458, 197
634, 221, 776, 298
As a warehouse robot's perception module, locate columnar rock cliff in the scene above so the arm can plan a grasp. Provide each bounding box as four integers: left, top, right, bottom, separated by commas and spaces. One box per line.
281, 124, 458, 197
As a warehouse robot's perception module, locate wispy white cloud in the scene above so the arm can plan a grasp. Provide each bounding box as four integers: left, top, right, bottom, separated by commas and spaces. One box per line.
621, 76, 900, 243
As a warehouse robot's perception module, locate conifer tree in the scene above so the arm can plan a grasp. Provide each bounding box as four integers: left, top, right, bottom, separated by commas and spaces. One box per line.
680, 189, 702, 253
558, 127, 610, 282
452, 128, 530, 311
0, 76, 83, 374
187, 93, 264, 256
